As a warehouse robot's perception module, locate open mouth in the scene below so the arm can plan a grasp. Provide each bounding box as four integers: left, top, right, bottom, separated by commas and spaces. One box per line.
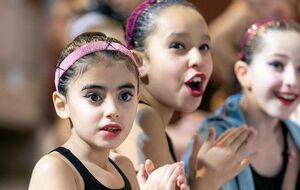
100, 124, 122, 137
185, 74, 206, 97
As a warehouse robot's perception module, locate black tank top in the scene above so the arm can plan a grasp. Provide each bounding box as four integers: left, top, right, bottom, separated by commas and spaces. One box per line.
250, 125, 289, 190
52, 147, 132, 190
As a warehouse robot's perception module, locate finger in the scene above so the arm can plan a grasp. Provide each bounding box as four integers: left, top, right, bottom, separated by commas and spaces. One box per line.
176, 163, 186, 186
136, 164, 146, 187
236, 128, 257, 154
180, 183, 190, 190
197, 128, 216, 160
239, 151, 258, 168
206, 128, 216, 143
230, 129, 250, 151
145, 159, 155, 176
168, 164, 184, 188
216, 126, 247, 146
215, 128, 236, 143
188, 134, 201, 179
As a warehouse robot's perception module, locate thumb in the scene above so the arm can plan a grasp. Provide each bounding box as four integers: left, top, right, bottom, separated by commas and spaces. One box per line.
145, 159, 155, 176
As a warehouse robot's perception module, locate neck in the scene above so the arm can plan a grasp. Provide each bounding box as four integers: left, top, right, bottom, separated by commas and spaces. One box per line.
240, 94, 280, 133
64, 132, 111, 168
140, 85, 175, 126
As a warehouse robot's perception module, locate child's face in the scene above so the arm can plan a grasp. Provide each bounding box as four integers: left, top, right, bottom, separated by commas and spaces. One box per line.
65, 59, 139, 149
247, 30, 300, 119
142, 5, 213, 112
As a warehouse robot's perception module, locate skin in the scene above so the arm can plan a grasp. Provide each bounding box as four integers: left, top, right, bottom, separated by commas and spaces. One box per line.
118, 5, 257, 190
235, 29, 300, 189
118, 4, 213, 166
28, 57, 188, 190
208, 0, 299, 107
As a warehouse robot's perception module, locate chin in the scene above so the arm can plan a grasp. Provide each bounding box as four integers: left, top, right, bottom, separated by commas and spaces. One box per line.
180, 101, 201, 113
268, 111, 292, 120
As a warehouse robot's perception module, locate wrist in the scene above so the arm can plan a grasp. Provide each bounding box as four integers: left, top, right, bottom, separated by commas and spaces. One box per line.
189, 167, 220, 190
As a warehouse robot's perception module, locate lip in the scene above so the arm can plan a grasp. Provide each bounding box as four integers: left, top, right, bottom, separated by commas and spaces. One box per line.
184, 73, 207, 97
274, 92, 298, 106
99, 123, 122, 138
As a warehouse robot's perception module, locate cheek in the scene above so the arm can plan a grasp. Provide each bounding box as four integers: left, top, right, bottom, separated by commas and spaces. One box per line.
205, 58, 213, 77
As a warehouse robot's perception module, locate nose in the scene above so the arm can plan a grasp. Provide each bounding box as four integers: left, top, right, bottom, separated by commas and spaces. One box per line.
105, 96, 120, 119
188, 48, 203, 68
283, 66, 297, 88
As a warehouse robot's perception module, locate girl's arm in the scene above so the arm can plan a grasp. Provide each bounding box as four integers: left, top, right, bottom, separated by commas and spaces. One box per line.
28, 154, 79, 190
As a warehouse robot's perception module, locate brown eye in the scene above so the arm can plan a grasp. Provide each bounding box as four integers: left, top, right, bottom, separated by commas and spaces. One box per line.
85, 93, 102, 102
169, 42, 185, 49
119, 91, 133, 102
269, 61, 284, 71
199, 44, 210, 51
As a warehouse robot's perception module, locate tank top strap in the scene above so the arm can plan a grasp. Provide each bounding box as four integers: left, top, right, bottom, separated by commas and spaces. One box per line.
108, 158, 132, 190
51, 147, 100, 190
52, 147, 132, 190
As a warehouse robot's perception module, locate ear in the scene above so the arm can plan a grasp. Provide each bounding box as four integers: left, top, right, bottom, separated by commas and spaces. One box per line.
52, 91, 70, 119
234, 60, 251, 89
132, 50, 148, 78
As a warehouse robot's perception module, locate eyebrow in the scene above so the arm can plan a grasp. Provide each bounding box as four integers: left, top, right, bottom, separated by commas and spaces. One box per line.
167, 32, 211, 41
273, 53, 289, 59
81, 83, 136, 91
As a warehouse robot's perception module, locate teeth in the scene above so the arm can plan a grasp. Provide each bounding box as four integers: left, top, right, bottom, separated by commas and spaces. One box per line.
191, 76, 202, 83
280, 94, 296, 100
105, 128, 119, 132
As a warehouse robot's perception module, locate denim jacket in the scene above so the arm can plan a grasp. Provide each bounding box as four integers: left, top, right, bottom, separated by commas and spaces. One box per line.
183, 93, 300, 190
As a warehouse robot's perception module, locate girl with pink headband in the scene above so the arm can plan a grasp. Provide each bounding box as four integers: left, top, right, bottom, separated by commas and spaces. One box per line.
116, 0, 257, 189
29, 32, 190, 190
185, 19, 300, 190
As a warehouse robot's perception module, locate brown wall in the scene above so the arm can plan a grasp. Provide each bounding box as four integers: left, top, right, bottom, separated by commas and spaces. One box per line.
189, 0, 232, 24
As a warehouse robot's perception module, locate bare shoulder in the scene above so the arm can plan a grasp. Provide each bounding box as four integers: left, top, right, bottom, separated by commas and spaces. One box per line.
28, 153, 79, 190
135, 103, 164, 132
109, 152, 139, 189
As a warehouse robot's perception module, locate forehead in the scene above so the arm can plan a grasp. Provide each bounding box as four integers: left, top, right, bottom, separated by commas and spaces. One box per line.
260, 30, 300, 56
153, 5, 209, 40
76, 59, 138, 87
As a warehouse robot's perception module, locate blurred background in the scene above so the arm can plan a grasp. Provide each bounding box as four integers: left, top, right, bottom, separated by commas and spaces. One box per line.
1, 0, 298, 189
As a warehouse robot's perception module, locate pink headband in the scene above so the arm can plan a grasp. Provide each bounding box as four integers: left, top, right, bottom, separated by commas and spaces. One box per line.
55, 41, 137, 91
239, 18, 275, 60
239, 18, 294, 60
125, 0, 157, 49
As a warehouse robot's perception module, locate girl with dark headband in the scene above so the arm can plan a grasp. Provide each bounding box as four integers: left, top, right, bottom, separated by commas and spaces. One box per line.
28, 32, 190, 190
117, 0, 257, 189
185, 19, 300, 190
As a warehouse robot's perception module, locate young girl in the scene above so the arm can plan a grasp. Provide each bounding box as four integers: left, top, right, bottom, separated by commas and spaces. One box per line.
28, 32, 189, 190
185, 19, 300, 190
116, 0, 257, 189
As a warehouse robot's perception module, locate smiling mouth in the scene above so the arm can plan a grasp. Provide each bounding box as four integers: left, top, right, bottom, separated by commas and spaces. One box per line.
275, 92, 298, 106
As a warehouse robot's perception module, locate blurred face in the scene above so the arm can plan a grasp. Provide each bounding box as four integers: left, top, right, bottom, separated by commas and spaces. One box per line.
65, 59, 138, 149
247, 30, 300, 119
142, 5, 213, 112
